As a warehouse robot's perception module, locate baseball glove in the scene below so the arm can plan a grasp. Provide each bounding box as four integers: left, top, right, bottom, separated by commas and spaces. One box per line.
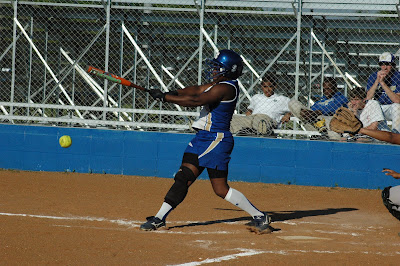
329, 107, 363, 135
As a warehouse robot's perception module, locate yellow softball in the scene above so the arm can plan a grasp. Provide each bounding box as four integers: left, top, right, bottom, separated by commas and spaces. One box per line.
59, 135, 72, 148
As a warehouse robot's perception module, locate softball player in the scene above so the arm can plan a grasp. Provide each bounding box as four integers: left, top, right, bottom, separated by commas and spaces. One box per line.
140, 49, 271, 234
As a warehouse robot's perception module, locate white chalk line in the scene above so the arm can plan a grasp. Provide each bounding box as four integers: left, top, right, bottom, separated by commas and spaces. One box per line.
2, 212, 399, 263
281, 220, 383, 231
170, 247, 400, 266
168, 248, 269, 266
170, 247, 400, 265
0, 211, 368, 228
53, 224, 131, 231
0, 211, 385, 236
0, 212, 140, 227
315, 230, 361, 236
0, 212, 236, 235
278, 236, 333, 241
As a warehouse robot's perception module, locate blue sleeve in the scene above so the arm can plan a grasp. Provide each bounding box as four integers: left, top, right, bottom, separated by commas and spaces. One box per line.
311, 94, 348, 115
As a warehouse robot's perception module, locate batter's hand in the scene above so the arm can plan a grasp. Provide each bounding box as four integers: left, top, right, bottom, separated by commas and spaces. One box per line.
148, 89, 167, 102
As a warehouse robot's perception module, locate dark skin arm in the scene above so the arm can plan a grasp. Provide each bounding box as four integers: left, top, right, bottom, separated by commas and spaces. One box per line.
359, 128, 400, 145
165, 77, 235, 107
382, 169, 400, 179
173, 77, 224, 97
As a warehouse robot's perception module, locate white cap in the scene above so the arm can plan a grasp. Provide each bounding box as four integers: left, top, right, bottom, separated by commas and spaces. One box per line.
379, 52, 395, 63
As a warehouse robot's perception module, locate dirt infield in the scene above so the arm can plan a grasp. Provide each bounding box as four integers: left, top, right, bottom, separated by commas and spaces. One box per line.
0, 170, 399, 265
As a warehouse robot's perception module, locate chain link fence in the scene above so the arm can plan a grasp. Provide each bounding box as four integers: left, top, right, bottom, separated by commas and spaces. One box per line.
1, 0, 399, 140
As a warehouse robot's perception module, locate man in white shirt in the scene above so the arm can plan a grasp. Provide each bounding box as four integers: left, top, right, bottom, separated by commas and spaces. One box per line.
230, 75, 291, 135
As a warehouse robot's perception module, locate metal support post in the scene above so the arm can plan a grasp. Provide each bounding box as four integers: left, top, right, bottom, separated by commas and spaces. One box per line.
10, 0, 18, 116
197, 0, 205, 86
103, 0, 111, 120
294, 0, 302, 100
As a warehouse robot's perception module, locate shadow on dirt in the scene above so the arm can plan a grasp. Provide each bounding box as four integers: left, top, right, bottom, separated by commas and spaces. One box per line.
166, 207, 358, 231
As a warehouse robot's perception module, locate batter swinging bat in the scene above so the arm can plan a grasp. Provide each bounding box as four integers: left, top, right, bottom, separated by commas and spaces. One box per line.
87, 66, 149, 92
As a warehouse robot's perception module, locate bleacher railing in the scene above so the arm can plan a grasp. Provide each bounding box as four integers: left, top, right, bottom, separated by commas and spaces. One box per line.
0, 0, 399, 139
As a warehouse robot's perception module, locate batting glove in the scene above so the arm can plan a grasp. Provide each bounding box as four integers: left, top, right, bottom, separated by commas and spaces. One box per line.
148, 89, 167, 102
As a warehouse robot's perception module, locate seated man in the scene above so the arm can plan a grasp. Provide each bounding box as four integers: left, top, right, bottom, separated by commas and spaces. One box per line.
289, 77, 348, 139
344, 86, 390, 141
230, 75, 291, 136
366, 52, 400, 133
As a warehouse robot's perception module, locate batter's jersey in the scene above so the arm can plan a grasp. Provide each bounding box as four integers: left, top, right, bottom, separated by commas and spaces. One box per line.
191, 80, 239, 133
367, 71, 400, 105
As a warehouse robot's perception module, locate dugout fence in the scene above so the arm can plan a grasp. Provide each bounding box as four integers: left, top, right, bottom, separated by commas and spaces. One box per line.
0, 0, 399, 140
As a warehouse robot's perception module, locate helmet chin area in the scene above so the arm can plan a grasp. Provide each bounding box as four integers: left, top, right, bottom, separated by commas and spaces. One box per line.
205, 59, 227, 80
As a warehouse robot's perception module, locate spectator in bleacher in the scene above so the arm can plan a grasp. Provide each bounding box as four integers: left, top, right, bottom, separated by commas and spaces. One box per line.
288, 77, 348, 139
343, 86, 390, 142
348, 86, 389, 131
230, 75, 291, 136
366, 52, 400, 133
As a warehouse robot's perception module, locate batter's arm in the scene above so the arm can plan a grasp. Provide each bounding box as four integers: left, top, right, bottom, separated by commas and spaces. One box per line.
165, 82, 234, 107
175, 77, 225, 96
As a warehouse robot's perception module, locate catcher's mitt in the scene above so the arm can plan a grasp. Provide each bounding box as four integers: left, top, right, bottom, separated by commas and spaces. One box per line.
329, 107, 363, 135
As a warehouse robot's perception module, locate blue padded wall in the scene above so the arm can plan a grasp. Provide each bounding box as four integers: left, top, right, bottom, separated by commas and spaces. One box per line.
0, 124, 399, 189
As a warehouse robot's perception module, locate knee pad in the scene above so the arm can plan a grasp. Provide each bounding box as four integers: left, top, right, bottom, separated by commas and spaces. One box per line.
182, 152, 199, 168
207, 168, 228, 179
382, 186, 400, 221
164, 166, 196, 208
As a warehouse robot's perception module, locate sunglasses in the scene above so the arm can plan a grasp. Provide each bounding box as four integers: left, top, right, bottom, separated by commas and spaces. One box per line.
379, 62, 393, 66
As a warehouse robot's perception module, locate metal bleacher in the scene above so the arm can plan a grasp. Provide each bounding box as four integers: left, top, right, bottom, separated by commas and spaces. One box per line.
0, 0, 399, 138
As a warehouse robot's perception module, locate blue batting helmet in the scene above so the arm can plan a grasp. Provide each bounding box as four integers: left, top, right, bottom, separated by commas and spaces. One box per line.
205, 49, 243, 80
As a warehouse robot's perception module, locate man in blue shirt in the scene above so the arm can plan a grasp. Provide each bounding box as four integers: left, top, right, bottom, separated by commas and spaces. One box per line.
308, 77, 348, 116
289, 77, 348, 139
366, 52, 400, 133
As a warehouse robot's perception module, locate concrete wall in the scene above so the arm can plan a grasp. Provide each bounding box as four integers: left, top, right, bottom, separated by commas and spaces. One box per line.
1, 124, 399, 189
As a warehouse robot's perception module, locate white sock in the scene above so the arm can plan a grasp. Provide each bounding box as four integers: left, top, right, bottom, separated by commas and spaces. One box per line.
224, 188, 264, 218
155, 202, 173, 221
